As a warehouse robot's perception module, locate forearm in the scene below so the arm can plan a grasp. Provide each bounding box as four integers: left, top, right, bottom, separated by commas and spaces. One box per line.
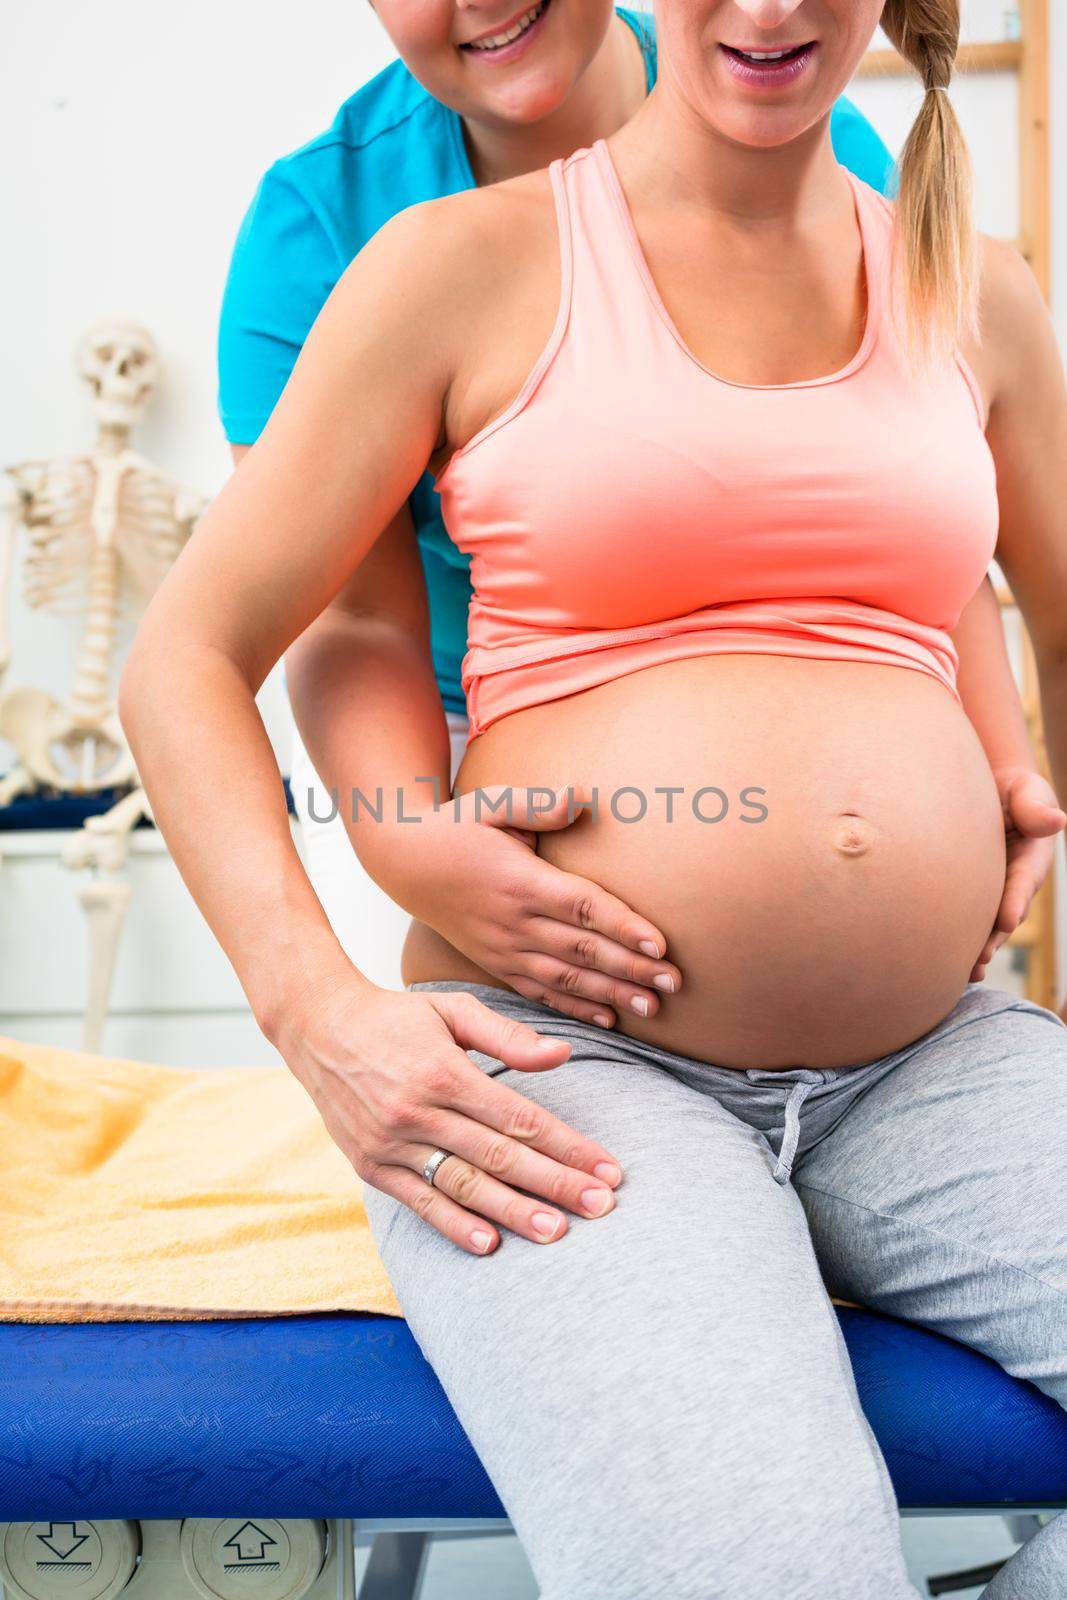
1035, 647, 1067, 812
953, 575, 1038, 774
286, 611, 454, 907
1045, 661, 1067, 1017
119, 639, 363, 1044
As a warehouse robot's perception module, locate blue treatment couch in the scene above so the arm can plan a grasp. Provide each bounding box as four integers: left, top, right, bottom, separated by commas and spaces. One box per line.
1, 1306, 1066, 1598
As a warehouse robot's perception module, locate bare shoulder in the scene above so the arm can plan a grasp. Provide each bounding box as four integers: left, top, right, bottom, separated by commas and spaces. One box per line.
976, 232, 1055, 374
872, 198, 1050, 362
348, 168, 564, 463
332, 168, 557, 343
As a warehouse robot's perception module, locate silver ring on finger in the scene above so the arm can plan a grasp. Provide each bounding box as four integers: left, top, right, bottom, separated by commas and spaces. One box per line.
422, 1148, 456, 1188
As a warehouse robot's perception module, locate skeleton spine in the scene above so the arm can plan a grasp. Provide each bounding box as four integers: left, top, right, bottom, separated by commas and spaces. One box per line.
70, 523, 121, 725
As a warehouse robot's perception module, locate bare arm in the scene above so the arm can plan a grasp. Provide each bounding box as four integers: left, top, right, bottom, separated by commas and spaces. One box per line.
952, 575, 1064, 980
120, 202, 625, 1254
122, 211, 450, 1028
982, 243, 1067, 806
978, 236, 1067, 1007
281, 496, 680, 1025
954, 576, 1041, 775
235, 456, 456, 873
282, 502, 453, 845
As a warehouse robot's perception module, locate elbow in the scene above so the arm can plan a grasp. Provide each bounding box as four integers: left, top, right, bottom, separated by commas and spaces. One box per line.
117, 616, 168, 747
117, 640, 151, 748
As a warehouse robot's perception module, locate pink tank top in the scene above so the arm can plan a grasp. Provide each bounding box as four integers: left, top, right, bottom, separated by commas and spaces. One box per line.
433, 139, 998, 744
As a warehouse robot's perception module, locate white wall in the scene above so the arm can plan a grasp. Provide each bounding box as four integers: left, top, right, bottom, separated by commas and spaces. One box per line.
0, 0, 399, 760
2, 2, 1064, 1049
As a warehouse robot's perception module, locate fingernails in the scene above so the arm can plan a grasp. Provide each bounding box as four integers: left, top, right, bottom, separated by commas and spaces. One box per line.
652, 973, 675, 993
581, 1188, 613, 1217
638, 939, 662, 958
531, 1211, 562, 1239
631, 995, 650, 1016
594, 1162, 622, 1185
470, 1230, 494, 1253
593, 1011, 614, 1028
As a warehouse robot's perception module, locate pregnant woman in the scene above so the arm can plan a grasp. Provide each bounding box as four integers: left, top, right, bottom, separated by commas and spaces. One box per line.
123, 0, 1067, 1594
222, 0, 905, 1020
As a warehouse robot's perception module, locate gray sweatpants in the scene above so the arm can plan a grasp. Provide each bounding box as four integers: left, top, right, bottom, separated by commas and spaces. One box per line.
362, 979, 1067, 1599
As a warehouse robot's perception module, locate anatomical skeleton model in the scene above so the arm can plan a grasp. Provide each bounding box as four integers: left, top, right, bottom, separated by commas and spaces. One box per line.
0, 320, 206, 1047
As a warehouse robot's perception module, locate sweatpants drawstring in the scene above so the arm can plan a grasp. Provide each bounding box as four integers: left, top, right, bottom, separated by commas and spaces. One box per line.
772, 1078, 820, 1185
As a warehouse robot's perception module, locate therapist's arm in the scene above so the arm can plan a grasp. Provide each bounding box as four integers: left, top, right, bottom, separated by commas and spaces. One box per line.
248, 460, 682, 1028
230, 444, 453, 843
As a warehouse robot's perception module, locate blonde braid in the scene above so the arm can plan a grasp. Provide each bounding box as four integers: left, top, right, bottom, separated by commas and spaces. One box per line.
879, 0, 979, 364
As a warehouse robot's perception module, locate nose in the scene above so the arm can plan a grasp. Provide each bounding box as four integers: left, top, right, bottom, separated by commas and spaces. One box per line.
731, 0, 806, 26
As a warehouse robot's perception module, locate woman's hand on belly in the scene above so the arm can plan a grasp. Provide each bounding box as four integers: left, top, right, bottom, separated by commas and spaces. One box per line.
383, 782, 681, 1026
969, 764, 1067, 981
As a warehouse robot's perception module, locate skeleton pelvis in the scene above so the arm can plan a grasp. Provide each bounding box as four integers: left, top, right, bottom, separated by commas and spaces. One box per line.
0, 686, 136, 793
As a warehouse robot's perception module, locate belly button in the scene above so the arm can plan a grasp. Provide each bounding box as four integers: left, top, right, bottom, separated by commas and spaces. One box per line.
833, 813, 875, 857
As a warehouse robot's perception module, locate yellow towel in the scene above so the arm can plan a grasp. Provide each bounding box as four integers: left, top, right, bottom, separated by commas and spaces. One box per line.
0, 1032, 402, 1322
0, 1032, 866, 1326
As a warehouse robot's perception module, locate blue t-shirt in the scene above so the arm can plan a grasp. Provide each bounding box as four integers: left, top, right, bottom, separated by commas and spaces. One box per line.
217, 10, 895, 714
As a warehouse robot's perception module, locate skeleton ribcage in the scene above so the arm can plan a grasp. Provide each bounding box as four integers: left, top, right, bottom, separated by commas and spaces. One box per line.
14, 455, 193, 617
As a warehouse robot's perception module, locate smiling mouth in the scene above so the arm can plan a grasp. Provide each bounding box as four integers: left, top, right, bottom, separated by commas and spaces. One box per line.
723, 43, 814, 64
461, 0, 550, 53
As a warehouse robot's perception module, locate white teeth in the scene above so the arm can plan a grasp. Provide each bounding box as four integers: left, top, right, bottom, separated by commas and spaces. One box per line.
468, 2, 545, 50
742, 49, 790, 61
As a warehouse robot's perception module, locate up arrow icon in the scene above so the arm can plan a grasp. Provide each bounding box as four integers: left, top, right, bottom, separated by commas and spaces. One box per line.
223, 1523, 278, 1563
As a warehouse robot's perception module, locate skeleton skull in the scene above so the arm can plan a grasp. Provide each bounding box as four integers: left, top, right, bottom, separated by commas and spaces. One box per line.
75, 320, 159, 431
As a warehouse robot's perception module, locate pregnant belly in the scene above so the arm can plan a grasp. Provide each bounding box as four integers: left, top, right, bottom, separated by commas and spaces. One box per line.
403, 655, 1007, 1069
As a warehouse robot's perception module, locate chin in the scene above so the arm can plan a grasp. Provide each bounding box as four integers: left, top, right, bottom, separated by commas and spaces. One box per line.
699, 101, 824, 152
488, 75, 574, 126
